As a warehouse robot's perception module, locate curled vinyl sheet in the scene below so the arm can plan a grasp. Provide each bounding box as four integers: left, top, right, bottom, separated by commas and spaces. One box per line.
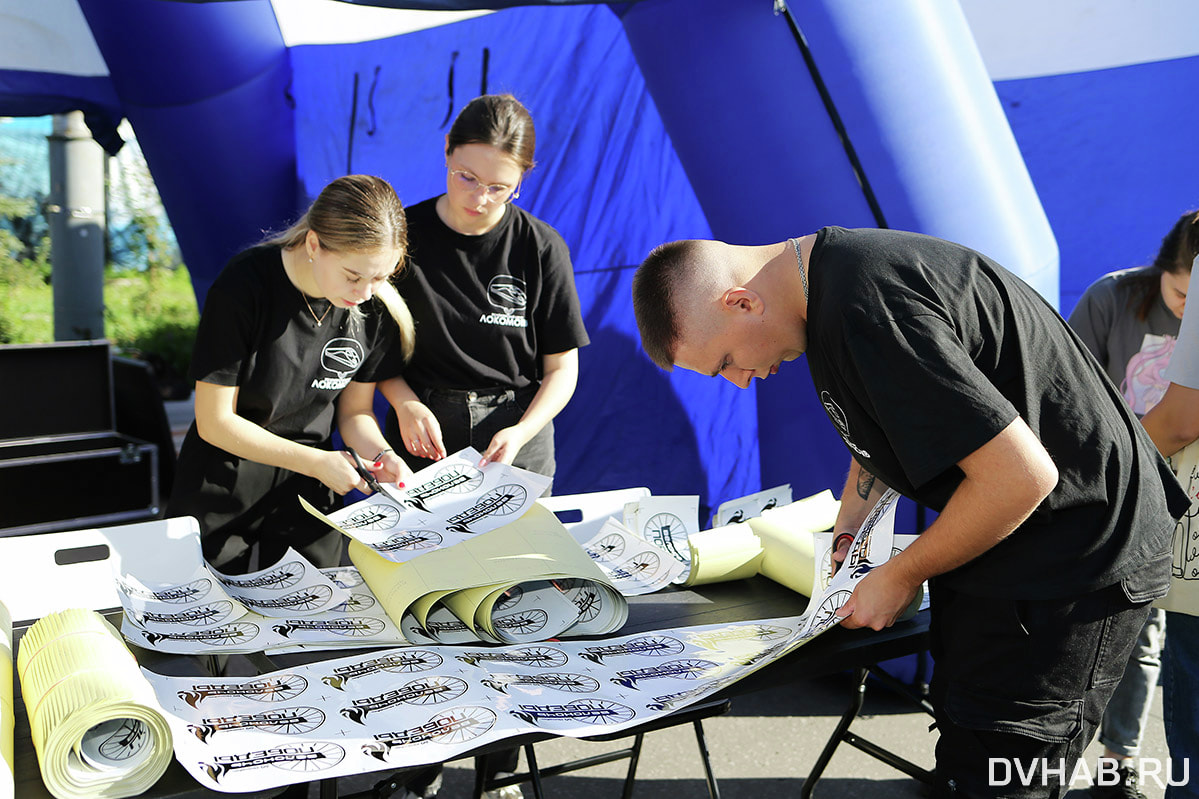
351, 503, 627, 645
2, 600, 13, 799
17, 609, 172, 799
686, 490, 841, 595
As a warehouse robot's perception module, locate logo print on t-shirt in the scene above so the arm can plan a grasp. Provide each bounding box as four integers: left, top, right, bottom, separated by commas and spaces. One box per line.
480, 275, 529, 329
821, 391, 870, 459
488, 275, 527, 311
312, 337, 365, 390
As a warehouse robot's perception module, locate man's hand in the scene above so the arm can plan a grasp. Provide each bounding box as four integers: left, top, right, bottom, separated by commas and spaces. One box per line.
835, 560, 921, 631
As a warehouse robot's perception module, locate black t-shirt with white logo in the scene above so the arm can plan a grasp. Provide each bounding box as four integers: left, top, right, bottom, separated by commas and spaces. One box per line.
805, 226, 1188, 599
168, 246, 404, 541
395, 198, 589, 391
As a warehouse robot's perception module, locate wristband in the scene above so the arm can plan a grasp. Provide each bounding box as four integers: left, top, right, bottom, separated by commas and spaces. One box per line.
833, 532, 856, 552
373, 448, 394, 462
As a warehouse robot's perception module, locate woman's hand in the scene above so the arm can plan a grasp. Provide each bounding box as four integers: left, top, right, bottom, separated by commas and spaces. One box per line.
396, 400, 447, 461
312, 450, 371, 495
374, 448, 414, 486
480, 424, 532, 467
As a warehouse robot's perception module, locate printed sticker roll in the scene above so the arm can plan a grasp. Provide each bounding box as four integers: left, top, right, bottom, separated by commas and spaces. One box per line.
16, 608, 173, 799
1, 599, 13, 799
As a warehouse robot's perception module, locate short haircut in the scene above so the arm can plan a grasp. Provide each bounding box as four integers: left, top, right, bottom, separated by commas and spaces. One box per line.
632, 240, 705, 371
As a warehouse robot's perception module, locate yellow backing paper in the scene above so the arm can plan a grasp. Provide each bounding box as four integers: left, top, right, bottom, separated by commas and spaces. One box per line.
350, 503, 621, 641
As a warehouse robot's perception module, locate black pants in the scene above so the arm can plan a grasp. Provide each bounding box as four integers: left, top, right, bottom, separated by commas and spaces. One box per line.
930, 570, 1162, 799
386, 384, 555, 485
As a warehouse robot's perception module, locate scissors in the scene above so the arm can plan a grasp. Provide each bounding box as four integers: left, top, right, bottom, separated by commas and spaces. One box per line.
347, 448, 408, 505
347, 448, 388, 495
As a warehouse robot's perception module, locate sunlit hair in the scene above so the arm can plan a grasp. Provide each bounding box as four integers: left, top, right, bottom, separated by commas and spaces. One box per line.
447, 94, 536, 174
264, 175, 414, 360
632, 240, 707, 371
1119, 209, 1199, 321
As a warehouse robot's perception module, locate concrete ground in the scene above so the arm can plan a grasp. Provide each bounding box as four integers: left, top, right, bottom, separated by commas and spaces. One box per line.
163, 399, 1172, 799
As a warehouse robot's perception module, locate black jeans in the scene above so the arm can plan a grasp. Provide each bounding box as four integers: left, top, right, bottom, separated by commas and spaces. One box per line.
930, 572, 1160, 799
387, 384, 556, 487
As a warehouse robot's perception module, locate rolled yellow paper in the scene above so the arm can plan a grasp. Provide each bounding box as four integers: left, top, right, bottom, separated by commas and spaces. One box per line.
683, 525, 764, 586
16, 608, 172, 799
686, 490, 840, 595
746, 491, 838, 597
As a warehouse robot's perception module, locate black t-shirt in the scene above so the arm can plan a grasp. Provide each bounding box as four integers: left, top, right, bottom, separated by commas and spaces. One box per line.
805, 226, 1188, 599
169, 246, 404, 538
395, 198, 589, 390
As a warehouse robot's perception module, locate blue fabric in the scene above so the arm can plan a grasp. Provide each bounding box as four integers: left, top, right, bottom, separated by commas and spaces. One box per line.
996, 55, 1199, 317
292, 5, 751, 513
0, 69, 123, 154
75, 0, 297, 305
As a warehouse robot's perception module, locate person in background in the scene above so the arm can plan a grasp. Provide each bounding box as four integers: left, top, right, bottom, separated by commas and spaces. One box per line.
379, 94, 588, 799
1068, 209, 1198, 799
168, 174, 413, 576
1137, 236, 1199, 799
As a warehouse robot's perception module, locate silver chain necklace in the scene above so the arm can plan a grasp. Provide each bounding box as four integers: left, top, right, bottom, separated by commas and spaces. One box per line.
790, 238, 808, 300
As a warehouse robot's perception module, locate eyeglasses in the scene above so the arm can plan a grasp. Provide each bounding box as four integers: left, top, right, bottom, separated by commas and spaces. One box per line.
448, 167, 521, 204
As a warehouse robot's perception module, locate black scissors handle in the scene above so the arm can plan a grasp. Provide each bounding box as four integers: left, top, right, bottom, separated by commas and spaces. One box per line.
347, 448, 385, 495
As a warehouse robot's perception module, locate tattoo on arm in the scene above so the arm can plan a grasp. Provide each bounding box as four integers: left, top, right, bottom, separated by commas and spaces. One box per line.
856, 470, 876, 501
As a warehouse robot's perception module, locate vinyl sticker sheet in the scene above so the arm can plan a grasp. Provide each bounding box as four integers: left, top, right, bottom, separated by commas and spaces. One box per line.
306, 449, 553, 564
711, 484, 794, 528
120, 565, 407, 656
579, 518, 688, 595
141, 492, 909, 794
622, 496, 699, 583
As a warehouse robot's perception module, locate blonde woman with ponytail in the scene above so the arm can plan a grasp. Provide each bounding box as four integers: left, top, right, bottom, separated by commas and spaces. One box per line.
168, 175, 415, 574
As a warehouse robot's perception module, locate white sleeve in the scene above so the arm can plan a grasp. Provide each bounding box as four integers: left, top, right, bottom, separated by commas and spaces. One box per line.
1165, 269, 1199, 389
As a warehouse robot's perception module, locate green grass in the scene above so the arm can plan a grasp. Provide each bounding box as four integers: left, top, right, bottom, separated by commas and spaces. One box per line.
0, 244, 199, 386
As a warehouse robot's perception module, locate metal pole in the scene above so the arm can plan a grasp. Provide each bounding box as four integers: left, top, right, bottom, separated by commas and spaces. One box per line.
47, 110, 106, 341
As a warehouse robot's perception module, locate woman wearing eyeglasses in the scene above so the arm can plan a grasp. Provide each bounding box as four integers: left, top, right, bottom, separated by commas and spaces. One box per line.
381, 94, 589, 480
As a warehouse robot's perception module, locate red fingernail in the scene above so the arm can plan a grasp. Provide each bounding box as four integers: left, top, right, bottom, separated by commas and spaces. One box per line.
373, 461, 382, 468
397, 482, 406, 488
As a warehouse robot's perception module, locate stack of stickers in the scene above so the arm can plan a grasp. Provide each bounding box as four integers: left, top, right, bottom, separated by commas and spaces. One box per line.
139, 491, 915, 794
308, 451, 626, 645
118, 542, 407, 656
17, 609, 173, 798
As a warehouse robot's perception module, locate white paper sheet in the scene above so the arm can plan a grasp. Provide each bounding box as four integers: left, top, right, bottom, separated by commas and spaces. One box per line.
579, 518, 688, 595
314, 449, 553, 564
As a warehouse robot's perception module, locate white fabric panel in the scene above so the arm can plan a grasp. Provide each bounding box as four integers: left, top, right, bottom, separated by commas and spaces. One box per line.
0, 0, 107, 76
959, 0, 1199, 80
270, 0, 491, 46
